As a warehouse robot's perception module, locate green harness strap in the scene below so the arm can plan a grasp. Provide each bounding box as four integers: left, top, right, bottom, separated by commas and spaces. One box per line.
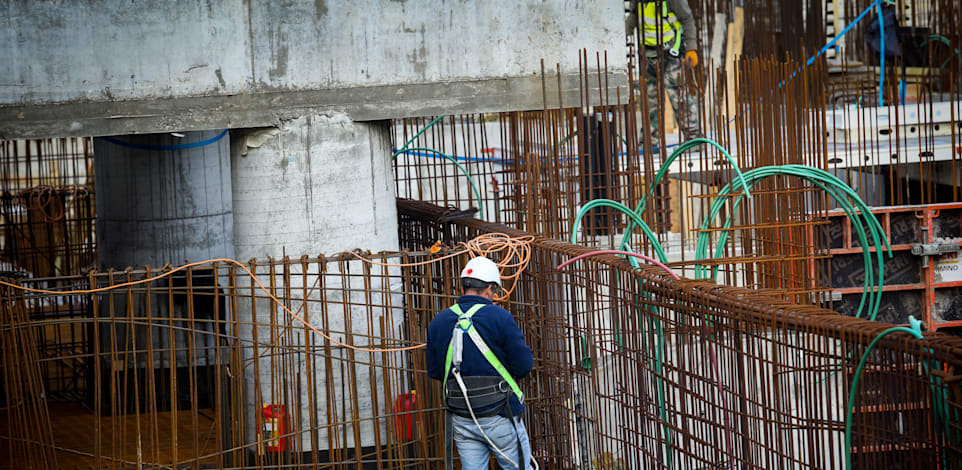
442, 304, 524, 402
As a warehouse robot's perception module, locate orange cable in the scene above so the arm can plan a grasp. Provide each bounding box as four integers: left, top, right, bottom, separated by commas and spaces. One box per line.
0, 258, 425, 353
0, 234, 535, 354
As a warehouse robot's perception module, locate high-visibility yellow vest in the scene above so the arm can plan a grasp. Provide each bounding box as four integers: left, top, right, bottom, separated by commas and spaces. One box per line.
640, 1, 683, 55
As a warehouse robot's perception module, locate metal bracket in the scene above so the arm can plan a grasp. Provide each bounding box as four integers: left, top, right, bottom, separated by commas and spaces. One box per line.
911, 238, 962, 268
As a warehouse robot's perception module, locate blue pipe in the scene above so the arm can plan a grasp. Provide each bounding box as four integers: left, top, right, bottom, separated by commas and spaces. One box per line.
395, 149, 513, 165
101, 129, 229, 151
876, 1, 885, 106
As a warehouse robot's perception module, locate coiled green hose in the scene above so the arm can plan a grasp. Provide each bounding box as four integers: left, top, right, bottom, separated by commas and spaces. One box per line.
696, 165, 891, 320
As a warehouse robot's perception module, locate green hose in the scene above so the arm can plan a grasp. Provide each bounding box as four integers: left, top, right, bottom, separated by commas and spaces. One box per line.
569, 199, 673, 467
844, 316, 931, 470
698, 168, 883, 318
695, 165, 891, 320
698, 171, 887, 398
393, 115, 445, 157
570, 199, 667, 262
393, 147, 485, 220
786, 165, 890, 319
569, 144, 742, 464
918, 34, 961, 71
621, 137, 752, 254
701, 174, 879, 319
608, 135, 752, 468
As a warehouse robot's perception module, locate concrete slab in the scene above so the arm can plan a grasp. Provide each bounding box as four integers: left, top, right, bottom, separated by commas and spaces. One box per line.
1, 71, 628, 139
0, 0, 628, 139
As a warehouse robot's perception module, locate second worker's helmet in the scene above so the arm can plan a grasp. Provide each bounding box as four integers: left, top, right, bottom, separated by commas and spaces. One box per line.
460, 257, 502, 287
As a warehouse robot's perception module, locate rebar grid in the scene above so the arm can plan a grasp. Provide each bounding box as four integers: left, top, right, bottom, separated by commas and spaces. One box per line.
1, 252, 452, 470
0, 138, 96, 406
390, 0, 962, 305
0, 200, 960, 469
399, 198, 962, 470
0, 138, 96, 280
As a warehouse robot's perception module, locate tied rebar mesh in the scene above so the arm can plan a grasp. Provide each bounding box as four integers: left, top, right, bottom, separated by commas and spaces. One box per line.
0, 199, 958, 469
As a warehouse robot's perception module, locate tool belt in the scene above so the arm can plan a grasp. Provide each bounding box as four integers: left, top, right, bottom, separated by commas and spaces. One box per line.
444, 375, 512, 418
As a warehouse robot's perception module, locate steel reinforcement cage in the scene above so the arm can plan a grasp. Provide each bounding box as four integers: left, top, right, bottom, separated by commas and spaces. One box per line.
397, 198, 962, 469
0, 199, 960, 470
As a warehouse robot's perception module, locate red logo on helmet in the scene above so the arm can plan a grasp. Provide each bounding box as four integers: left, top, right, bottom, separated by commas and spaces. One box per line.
467, 269, 473, 274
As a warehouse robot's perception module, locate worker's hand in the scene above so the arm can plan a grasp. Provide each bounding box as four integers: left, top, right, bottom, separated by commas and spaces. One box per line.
685, 50, 699, 68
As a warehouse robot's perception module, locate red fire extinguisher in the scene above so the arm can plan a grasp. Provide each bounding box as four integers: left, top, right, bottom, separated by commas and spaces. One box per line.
393, 390, 418, 441
262, 404, 286, 452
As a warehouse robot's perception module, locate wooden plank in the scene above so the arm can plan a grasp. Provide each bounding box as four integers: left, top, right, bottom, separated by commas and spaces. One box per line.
724, 7, 745, 125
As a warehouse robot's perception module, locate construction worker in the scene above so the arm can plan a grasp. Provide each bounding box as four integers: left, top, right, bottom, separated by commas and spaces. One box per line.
426, 256, 534, 470
627, 0, 702, 144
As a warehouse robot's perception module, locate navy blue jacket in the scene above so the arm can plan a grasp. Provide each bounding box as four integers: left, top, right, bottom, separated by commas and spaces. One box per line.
426, 295, 533, 417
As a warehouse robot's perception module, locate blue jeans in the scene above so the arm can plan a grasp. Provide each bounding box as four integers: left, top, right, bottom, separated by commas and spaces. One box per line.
452, 414, 532, 470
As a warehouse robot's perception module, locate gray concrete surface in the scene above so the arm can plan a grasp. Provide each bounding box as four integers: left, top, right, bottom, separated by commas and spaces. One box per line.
229, 113, 400, 450
230, 113, 398, 259
93, 129, 235, 268
92, 130, 235, 372
0, 0, 627, 139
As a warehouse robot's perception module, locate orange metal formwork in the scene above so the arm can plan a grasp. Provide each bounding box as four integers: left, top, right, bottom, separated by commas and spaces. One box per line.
820, 202, 962, 330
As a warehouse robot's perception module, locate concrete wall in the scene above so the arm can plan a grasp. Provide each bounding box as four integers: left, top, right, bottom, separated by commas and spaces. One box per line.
0, 0, 627, 139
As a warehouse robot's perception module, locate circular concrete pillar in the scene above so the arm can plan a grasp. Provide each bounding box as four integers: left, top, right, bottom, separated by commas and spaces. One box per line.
231, 113, 398, 260
94, 130, 234, 268
230, 113, 401, 456
91, 130, 234, 421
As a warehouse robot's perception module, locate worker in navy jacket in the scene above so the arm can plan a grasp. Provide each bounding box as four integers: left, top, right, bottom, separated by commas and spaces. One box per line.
426, 256, 534, 470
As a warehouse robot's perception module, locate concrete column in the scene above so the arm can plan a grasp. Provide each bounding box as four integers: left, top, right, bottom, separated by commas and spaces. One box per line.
91, 130, 233, 411
94, 130, 234, 268
231, 113, 398, 260
230, 113, 400, 455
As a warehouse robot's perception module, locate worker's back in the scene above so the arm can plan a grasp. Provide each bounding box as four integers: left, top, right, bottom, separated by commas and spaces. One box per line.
426, 294, 533, 417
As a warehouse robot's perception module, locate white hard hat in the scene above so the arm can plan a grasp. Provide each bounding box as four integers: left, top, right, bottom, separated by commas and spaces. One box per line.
460, 257, 502, 287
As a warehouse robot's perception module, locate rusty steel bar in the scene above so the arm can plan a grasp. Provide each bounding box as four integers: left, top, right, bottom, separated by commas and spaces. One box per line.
0, 199, 959, 468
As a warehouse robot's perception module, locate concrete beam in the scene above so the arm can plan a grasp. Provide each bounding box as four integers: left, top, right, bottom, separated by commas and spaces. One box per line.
0, 0, 627, 139
0, 71, 628, 139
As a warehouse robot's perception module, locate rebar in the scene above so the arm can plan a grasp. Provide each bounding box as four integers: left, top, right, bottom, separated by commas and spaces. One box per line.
0, 200, 959, 469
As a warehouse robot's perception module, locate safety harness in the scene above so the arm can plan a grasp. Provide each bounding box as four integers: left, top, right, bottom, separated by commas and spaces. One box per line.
442, 303, 525, 469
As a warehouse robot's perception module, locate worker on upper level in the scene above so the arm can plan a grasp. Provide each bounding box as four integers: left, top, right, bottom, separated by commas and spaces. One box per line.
627, 0, 702, 146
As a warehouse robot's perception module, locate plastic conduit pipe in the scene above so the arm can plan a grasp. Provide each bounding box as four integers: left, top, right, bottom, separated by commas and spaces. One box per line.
698, 168, 884, 319
621, 137, 751, 255
703, 165, 889, 316
844, 316, 926, 470
571, 199, 667, 262
102, 129, 228, 151
556, 250, 738, 468
702, 174, 879, 317
695, 165, 890, 320
569, 200, 675, 466
393, 115, 445, 157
